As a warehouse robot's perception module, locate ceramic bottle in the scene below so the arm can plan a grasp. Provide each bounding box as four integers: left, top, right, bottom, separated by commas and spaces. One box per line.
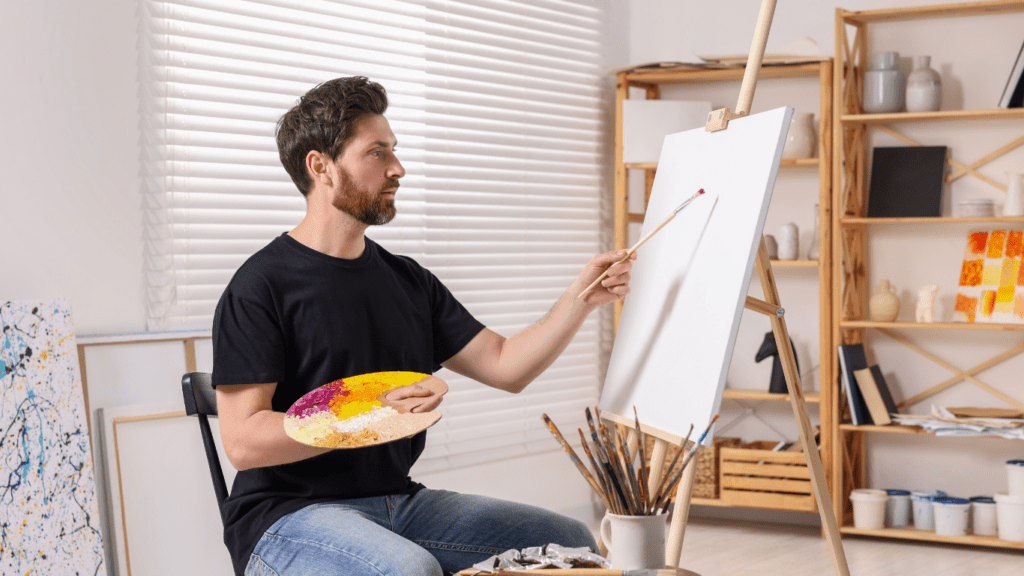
905, 56, 941, 112
1003, 172, 1024, 217
777, 223, 799, 261
807, 204, 820, 260
782, 112, 816, 159
870, 280, 900, 322
863, 51, 902, 113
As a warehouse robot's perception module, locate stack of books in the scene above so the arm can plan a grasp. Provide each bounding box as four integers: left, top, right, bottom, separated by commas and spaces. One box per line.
837, 343, 900, 426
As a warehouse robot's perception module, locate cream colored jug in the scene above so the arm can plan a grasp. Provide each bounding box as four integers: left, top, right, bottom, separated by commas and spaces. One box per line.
869, 279, 899, 322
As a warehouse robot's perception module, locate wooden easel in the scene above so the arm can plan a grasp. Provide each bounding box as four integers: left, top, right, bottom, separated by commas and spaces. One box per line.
601, 1, 851, 574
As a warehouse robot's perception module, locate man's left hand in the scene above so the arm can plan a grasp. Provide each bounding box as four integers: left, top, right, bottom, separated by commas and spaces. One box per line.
384, 384, 443, 413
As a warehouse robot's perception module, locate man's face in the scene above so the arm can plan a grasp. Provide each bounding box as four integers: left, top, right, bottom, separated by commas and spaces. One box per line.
330, 114, 405, 225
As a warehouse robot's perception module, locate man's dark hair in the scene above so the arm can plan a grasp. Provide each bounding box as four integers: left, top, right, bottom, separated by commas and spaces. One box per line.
276, 76, 389, 196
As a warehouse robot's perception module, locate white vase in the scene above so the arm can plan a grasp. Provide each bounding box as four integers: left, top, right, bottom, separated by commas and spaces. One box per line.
863, 51, 902, 113
782, 112, 816, 159
777, 222, 799, 261
1004, 172, 1024, 217
906, 55, 941, 112
870, 280, 900, 322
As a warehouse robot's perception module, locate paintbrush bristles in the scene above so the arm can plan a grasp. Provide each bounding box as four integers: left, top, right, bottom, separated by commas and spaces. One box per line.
542, 408, 714, 517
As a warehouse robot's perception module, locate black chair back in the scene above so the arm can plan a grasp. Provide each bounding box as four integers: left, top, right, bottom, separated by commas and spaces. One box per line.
181, 372, 229, 508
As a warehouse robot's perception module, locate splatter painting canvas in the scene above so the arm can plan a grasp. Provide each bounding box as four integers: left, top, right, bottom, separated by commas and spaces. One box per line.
1, 300, 105, 576
955, 230, 1024, 323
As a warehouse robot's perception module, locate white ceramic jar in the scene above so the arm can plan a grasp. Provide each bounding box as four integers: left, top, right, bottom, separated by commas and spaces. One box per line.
905, 55, 941, 112
863, 51, 902, 113
782, 112, 816, 159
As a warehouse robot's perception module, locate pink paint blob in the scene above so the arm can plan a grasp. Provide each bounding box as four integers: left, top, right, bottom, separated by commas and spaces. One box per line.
287, 379, 345, 418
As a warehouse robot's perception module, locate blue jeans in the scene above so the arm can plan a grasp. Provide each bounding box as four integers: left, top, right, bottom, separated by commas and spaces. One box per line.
244, 489, 597, 576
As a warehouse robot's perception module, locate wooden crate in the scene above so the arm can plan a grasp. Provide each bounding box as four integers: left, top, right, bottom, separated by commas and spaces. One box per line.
645, 436, 741, 499
719, 441, 817, 511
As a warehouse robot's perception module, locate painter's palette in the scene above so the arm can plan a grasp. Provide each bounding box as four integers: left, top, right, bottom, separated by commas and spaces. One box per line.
284, 371, 447, 449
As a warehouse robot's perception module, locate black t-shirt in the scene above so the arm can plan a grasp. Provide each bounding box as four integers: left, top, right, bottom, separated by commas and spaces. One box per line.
211, 233, 485, 576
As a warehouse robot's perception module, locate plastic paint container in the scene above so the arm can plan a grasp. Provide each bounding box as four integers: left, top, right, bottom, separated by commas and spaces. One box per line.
850, 489, 888, 530
885, 489, 911, 527
1008, 460, 1024, 497
995, 493, 1024, 542
970, 496, 998, 536
911, 489, 946, 531
932, 497, 970, 537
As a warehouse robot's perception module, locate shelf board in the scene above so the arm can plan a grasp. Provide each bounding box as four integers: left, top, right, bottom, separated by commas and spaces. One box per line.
840, 108, 1024, 125
839, 424, 932, 435
770, 259, 818, 268
841, 0, 1024, 25
841, 423, 1023, 439
840, 525, 1024, 550
840, 216, 1024, 225
840, 320, 1024, 331
624, 62, 824, 85
723, 388, 820, 403
625, 158, 819, 171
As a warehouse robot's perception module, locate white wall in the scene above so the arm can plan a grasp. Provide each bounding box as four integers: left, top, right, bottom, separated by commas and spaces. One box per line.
1, 0, 144, 334
629, 0, 1024, 522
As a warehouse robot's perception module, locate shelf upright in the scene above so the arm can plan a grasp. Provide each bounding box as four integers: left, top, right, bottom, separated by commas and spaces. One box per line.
833, 0, 1024, 551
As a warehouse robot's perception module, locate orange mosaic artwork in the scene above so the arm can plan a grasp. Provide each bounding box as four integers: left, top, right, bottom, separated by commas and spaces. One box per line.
956, 230, 1024, 324
959, 259, 983, 286
1007, 231, 1023, 258
955, 294, 978, 322
987, 231, 1007, 259
966, 231, 988, 256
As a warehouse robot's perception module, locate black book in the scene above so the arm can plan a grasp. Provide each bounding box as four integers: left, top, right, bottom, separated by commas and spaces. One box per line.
999, 38, 1024, 109
837, 344, 872, 426
867, 146, 947, 218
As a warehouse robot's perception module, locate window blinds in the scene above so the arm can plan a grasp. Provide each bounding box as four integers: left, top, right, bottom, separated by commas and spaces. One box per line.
139, 0, 607, 470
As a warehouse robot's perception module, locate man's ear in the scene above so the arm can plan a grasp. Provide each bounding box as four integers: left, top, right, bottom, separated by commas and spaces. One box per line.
306, 150, 333, 187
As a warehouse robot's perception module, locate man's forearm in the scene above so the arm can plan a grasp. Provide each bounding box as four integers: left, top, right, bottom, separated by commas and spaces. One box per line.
222, 405, 331, 471
492, 283, 597, 392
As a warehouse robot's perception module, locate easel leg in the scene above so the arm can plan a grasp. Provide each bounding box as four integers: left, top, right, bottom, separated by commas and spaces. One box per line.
664, 448, 699, 569
755, 237, 851, 576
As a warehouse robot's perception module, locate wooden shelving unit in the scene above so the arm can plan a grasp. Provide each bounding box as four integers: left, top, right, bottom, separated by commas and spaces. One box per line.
832, 0, 1024, 551
614, 59, 834, 512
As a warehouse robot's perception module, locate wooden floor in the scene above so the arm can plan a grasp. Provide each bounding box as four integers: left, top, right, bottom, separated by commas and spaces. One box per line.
669, 518, 1022, 576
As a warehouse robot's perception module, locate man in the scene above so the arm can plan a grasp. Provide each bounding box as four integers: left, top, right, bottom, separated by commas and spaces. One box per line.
212, 76, 635, 576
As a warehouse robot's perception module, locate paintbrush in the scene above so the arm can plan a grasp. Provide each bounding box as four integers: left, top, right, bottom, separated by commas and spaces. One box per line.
578, 188, 705, 299
540, 414, 605, 504
632, 407, 650, 513
656, 414, 720, 512
587, 408, 631, 514
649, 424, 693, 512
577, 428, 616, 513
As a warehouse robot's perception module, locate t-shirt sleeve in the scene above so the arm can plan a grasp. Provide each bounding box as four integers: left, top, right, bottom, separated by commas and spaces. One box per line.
426, 271, 485, 368
211, 273, 287, 387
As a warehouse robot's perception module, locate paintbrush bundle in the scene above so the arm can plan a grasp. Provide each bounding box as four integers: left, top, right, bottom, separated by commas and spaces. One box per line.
541, 408, 719, 516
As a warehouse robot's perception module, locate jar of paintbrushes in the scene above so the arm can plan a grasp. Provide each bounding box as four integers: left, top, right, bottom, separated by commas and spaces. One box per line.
542, 408, 718, 570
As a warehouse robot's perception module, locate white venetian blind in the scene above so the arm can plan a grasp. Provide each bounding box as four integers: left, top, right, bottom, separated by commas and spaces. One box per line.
138, 0, 607, 470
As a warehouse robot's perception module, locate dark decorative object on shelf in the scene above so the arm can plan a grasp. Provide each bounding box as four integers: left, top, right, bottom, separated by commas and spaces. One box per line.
755, 331, 800, 394
867, 145, 948, 218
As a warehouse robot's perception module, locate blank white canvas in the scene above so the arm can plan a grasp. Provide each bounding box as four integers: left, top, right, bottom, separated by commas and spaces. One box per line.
623, 100, 712, 163
600, 107, 793, 443
99, 402, 237, 576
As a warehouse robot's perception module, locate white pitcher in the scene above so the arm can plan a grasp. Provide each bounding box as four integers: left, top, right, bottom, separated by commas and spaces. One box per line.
1004, 172, 1024, 217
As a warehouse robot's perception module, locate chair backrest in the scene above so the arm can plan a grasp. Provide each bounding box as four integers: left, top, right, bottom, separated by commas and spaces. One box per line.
181, 372, 229, 509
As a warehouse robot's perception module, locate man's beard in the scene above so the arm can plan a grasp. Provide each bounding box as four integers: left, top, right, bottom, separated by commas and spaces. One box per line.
332, 168, 398, 226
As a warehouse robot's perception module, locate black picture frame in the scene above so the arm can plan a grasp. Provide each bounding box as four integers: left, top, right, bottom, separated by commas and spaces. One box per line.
867, 146, 948, 218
